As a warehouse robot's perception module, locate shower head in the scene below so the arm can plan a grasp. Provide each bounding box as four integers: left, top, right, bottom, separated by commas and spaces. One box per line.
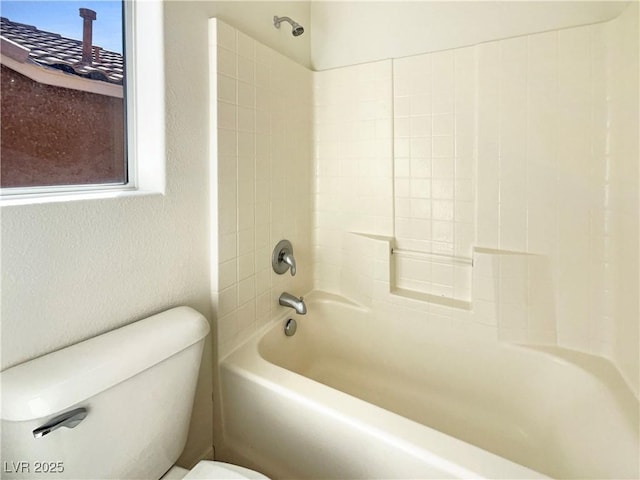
273, 16, 304, 37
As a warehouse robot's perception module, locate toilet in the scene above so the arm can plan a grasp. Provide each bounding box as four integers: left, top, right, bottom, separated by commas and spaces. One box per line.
0, 307, 268, 480
163, 461, 267, 479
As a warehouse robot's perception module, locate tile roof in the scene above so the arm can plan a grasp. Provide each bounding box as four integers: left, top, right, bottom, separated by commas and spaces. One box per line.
0, 16, 124, 84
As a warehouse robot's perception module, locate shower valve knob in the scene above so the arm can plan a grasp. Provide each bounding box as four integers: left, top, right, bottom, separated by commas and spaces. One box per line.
272, 239, 297, 276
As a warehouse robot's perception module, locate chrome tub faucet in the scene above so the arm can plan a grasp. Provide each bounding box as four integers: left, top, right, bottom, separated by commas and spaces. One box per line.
279, 292, 307, 315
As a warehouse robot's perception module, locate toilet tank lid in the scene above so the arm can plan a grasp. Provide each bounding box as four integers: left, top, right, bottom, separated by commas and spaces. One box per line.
1, 306, 210, 421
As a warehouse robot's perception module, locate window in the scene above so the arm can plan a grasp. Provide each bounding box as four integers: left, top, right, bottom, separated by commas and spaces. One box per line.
0, 0, 129, 193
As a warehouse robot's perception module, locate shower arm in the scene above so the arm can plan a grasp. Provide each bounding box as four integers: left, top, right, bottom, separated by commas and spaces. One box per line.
273, 16, 294, 28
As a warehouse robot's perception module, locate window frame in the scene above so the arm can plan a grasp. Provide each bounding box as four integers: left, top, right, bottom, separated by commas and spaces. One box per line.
0, 0, 165, 201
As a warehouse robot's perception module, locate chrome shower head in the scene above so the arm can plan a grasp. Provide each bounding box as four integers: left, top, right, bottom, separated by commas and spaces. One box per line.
273, 16, 304, 37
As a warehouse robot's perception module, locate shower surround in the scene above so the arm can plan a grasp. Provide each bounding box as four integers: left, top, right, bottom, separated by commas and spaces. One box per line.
312, 4, 639, 395
210, 20, 314, 360
210, 3, 638, 474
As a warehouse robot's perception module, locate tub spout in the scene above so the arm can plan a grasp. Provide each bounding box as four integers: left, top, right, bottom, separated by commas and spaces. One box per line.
279, 292, 307, 315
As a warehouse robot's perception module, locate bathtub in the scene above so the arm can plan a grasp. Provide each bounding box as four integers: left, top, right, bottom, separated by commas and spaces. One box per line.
219, 292, 639, 479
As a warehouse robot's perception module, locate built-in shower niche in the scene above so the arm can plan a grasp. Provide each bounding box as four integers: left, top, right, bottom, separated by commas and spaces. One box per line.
340, 232, 557, 345
391, 247, 472, 309
390, 243, 557, 344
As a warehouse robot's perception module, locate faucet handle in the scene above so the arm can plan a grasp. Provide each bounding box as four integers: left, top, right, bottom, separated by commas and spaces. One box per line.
282, 251, 296, 276
272, 239, 297, 276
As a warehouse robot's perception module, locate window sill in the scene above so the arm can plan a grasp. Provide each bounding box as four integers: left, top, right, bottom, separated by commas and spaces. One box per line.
0, 187, 163, 207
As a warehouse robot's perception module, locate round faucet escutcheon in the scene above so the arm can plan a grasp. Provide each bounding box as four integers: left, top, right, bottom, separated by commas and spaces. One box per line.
272, 239, 297, 276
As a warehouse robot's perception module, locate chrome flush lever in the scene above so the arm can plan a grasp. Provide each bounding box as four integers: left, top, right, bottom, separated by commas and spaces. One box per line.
33, 407, 88, 438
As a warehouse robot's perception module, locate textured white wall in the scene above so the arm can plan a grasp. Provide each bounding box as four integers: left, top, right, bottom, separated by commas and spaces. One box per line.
0, 196, 212, 367
1, 92, 213, 472
310, 1, 629, 70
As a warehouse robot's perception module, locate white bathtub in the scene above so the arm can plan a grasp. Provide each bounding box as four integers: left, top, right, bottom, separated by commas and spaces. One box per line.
219, 292, 639, 479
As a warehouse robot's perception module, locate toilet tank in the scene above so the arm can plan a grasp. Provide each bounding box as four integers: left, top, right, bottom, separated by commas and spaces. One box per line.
1, 306, 210, 480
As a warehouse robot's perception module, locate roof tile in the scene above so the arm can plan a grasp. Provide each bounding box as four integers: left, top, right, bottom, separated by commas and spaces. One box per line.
0, 16, 124, 85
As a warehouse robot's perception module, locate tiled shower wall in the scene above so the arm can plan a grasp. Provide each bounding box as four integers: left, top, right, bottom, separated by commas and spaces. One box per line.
607, 5, 639, 396
313, 6, 638, 393
210, 20, 313, 358
393, 48, 475, 260
209, 7, 637, 393
312, 61, 394, 291
392, 48, 476, 300
477, 26, 610, 353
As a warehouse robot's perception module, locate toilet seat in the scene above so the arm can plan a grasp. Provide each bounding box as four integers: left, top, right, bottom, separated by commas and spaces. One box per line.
183, 461, 269, 480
